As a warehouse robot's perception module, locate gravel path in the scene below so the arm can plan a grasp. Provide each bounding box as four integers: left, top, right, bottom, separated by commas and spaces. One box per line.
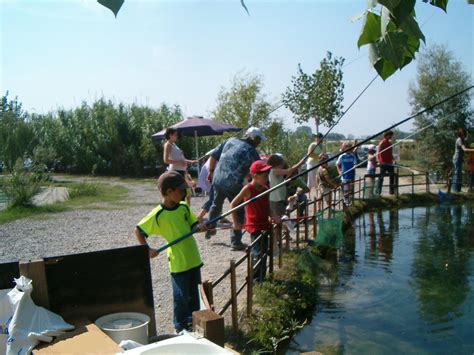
0, 177, 247, 334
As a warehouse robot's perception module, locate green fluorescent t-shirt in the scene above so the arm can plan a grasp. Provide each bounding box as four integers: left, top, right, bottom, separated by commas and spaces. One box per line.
137, 201, 202, 273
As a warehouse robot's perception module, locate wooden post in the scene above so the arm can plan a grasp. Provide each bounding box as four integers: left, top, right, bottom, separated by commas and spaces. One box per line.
246, 248, 253, 316
192, 309, 225, 347
296, 204, 301, 244
202, 280, 215, 311
313, 208, 317, 241
269, 230, 274, 278
358, 178, 361, 200
230, 260, 238, 334
284, 229, 289, 250
278, 230, 283, 268
19, 259, 50, 309
304, 201, 309, 242
425, 172, 430, 193
412, 173, 415, 195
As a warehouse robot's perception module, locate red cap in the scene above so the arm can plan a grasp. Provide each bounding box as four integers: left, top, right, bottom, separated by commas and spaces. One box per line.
250, 160, 272, 174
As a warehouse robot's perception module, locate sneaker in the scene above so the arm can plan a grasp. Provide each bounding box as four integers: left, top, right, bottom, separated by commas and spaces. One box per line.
231, 242, 247, 251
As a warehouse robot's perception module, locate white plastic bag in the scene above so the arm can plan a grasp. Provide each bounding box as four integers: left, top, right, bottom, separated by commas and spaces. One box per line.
7, 276, 75, 355
0, 288, 14, 355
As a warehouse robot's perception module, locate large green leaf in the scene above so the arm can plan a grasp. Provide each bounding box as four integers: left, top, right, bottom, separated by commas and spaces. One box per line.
399, 14, 425, 42
377, 31, 409, 67
374, 57, 398, 80
404, 34, 421, 59
357, 11, 381, 48
377, 0, 402, 12
390, 0, 416, 26
426, 0, 448, 12
97, 0, 124, 17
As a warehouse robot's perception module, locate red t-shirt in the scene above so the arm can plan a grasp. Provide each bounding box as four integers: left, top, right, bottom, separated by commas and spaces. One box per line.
377, 138, 393, 164
244, 183, 270, 234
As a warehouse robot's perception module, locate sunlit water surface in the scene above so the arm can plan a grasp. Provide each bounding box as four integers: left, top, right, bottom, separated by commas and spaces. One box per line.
289, 204, 474, 355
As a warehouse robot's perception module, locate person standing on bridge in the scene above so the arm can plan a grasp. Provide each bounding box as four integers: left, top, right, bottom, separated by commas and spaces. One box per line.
452, 128, 474, 193
376, 130, 395, 195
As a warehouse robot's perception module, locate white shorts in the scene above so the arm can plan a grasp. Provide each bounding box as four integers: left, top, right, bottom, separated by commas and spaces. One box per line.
306, 165, 317, 190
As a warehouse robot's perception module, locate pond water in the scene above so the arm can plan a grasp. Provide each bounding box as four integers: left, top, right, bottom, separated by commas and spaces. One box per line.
289, 204, 474, 355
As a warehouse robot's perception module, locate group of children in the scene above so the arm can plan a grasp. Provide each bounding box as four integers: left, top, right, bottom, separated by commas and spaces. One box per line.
134, 134, 409, 334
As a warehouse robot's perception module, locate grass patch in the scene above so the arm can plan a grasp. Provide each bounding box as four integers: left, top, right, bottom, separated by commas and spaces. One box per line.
62, 183, 129, 207
0, 182, 129, 224
227, 247, 322, 353
0, 205, 68, 224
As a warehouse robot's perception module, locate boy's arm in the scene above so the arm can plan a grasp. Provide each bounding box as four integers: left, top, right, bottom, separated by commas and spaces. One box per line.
230, 186, 250, 230
134, 227, 158, 258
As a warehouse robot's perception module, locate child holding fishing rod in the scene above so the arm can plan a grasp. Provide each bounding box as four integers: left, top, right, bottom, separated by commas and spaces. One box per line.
336, 142, 358, 206
230, 160, 273, 281
134, 171, 208, 334
316, 153, 339, 209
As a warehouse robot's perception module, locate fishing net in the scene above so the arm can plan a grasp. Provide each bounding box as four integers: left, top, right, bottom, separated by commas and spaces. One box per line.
315, 210, 345, 248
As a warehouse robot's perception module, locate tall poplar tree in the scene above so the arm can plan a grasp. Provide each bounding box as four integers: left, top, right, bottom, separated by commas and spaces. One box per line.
409, 44, 473, 178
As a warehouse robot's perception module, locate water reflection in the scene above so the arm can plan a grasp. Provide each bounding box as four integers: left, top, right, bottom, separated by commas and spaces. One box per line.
411, 205, 472, 323
364, 210, 396, 266
288, 204, 474, 355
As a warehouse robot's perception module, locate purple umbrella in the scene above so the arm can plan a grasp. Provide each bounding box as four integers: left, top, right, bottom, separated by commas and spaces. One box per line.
152, 116, 241, 170
152, 116, 241, 139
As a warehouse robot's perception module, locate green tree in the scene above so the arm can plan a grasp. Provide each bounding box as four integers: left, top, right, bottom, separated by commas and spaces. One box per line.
282, 52, 345, 134
0, 93, 35, 171
408, 44, 473, 178
212, 72, 276, 139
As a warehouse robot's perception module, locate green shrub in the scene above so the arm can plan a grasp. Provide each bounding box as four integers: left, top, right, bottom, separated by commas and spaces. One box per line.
0, 160, 50, 208
68, 182, 101, 198
238, 248, 321, 353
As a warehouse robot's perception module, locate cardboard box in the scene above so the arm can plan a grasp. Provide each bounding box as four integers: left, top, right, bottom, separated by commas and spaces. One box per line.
34, 323, 123, 354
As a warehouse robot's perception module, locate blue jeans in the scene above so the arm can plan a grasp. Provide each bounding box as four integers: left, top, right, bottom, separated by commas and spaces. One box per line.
170, 266, 201, 332
208, 185, 245, 245
296, 193, 307, 217
452, 158, 463, 192
377, 164, 395, 194
201, 186, 215, 212
251, 231, 269, 282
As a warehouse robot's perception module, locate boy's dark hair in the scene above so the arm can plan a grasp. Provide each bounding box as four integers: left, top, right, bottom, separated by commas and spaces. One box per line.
157, 171, 188, 195
164, 127, 178, 140
384, 130, 394, 138
267, 154, 284, 167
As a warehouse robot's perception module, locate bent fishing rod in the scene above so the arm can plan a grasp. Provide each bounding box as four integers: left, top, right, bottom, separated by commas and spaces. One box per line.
156, 85, 473, 254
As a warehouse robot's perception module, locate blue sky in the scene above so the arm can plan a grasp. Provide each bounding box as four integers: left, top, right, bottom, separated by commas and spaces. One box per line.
1, 0, 473, 137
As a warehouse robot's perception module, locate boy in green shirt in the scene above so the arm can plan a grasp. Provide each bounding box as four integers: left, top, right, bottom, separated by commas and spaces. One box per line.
134, 171, 206, 333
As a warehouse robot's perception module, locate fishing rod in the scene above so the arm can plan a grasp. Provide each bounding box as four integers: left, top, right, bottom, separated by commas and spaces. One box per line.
155, 85, 473, 254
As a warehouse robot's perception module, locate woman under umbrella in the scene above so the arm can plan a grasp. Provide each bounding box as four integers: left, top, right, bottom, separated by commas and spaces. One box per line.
163, 127, 197, 204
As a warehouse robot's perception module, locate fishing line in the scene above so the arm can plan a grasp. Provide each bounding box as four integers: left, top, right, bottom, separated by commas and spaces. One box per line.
155, 85, 473, 253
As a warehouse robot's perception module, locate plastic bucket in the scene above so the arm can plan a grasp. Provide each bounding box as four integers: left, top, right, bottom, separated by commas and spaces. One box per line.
95, 312, 150, 345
